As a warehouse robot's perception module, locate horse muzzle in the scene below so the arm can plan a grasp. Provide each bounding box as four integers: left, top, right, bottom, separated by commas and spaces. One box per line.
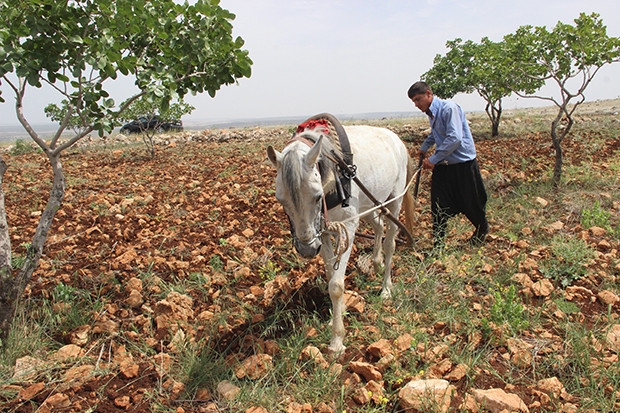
293, 236, 321, 258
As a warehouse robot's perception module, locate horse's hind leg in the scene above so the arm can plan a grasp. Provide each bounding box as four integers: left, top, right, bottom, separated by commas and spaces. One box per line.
380, 200, 403, 299
368, 211, 385, 275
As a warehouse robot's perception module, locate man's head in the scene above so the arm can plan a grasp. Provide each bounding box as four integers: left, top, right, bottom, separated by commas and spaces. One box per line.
407, 81, 433, 113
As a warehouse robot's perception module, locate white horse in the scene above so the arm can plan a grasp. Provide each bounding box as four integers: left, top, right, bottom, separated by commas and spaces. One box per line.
267, 124, 416, 355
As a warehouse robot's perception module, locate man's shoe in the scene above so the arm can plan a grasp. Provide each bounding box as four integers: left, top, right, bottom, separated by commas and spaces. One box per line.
469, 224, 489, 247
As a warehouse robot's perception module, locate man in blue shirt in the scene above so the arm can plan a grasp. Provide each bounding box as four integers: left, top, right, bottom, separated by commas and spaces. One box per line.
408, 81, 489, 248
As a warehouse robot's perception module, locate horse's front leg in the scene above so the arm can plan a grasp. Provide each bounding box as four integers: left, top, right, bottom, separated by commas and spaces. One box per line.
321, 226, 355, 356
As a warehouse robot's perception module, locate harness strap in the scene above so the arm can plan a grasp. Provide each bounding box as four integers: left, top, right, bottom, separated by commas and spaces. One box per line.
300, 113, 353, 208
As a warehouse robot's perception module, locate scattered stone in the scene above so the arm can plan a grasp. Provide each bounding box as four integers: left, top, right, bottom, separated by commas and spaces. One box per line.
597, 239, 612, 251
126, 289, 144, 308
114, 395, 131, 408
394, 333, 414, 352
13, 356, 46, 381
54, 344, 84, 361
606, 324, 620, 351
348, 361, 382, 381
398, 379, 455, 413
512, 273, 534, 289
119, 361, 140, 379
246, 407, 269, 413
428, 358, 452, 378
352, 386, 371, 405
598, 290, 620, 306
589, 226, 607, 236
537, 377, 565, 398
444, 363, 468, 381
286, 402, 312, 413
366, 380, 386, 404
507, 338, 534, 368
532, 279, 554, 297
45, 392, 71, 408
65, 325, 90, 346
367, 339, 393, 358
18, 382, 45, 401
376, 353, 396, 372
299, 346, 329, 368
471, 388, 529, 413
235, 354, 273, 380
126, 277, 143, 292
344, 290, 365, 313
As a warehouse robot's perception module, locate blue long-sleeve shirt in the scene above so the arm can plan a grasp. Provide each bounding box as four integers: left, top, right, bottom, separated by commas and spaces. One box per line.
420, 96, 477, 165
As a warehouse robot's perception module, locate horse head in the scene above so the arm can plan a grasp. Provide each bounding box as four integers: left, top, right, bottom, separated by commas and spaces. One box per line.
267, 134, 325, 258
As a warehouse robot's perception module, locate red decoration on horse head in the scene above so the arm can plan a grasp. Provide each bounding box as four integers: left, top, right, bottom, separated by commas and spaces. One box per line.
296, 118, 330, 135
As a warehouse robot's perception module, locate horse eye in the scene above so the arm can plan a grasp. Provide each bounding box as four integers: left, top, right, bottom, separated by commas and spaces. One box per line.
314, 195, 322, 204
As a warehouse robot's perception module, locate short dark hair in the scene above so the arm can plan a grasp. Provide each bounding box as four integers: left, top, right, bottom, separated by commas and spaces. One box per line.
407, 81, 432, 99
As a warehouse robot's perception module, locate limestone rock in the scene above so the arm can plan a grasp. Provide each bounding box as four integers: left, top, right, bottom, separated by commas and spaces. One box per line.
235, 354, 273, 380
598, 290, 619, 306
367, 339, 393, 358
299, 345, 329, 368
471, 388, 529, 413
349, 361, 382, 381
532, 279, 554, 297
606, 324, 620, 351
398, 379, 455, 413
217, 380, 240, 400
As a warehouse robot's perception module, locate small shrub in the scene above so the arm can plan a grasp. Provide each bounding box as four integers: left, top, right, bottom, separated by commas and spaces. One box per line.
540, 235, 596, 287
9, 139, 38, 155
486, 284, 529, 335
581, 200, 611, 230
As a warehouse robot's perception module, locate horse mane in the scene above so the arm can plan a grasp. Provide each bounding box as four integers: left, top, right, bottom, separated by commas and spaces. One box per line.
281, 129, 339, 208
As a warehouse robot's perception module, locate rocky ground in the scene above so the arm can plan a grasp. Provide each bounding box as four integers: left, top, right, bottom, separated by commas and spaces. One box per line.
0, 100, 619, 412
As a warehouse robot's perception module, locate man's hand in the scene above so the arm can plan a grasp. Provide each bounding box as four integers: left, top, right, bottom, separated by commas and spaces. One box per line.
422, 158, 435, 170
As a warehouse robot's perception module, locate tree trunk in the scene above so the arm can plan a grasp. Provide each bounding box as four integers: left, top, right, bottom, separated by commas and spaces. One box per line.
550, 108, 574, 189
0, 152, 66, 340
551, 132, 563, 188
0, 156, 15, 340
485, 99, 503, 137
491, 118, 500, 137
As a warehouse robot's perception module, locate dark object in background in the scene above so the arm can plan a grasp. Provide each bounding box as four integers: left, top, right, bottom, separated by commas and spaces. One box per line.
120, 115, 183, 133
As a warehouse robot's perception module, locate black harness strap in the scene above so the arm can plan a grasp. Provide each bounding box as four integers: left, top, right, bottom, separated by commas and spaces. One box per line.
302, 113, 353, 208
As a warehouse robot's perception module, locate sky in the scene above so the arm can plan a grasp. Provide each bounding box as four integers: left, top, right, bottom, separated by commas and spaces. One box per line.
1, 0, 620, 129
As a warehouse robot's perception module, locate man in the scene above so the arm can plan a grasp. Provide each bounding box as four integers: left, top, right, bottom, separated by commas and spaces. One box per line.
407, 81, 489, 247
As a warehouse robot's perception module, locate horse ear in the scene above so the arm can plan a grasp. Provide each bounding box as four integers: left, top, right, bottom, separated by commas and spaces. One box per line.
267, 145, 282, 167
305, 135, 323, 167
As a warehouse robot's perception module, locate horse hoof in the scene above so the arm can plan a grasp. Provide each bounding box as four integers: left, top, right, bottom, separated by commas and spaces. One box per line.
380, 289, 392, 300
328, 344, 346, 358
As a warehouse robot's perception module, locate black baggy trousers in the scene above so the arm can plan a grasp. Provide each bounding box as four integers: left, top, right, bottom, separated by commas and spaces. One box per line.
430, 158, 488, 243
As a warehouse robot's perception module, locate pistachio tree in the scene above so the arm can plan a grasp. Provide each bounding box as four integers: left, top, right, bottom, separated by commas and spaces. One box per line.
503, 13, 620, 187
0, 0, 252, 340
422, 38, 519, 137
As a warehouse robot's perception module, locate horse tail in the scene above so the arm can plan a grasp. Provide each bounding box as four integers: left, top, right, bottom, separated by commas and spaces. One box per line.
402, 155, 418, 246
